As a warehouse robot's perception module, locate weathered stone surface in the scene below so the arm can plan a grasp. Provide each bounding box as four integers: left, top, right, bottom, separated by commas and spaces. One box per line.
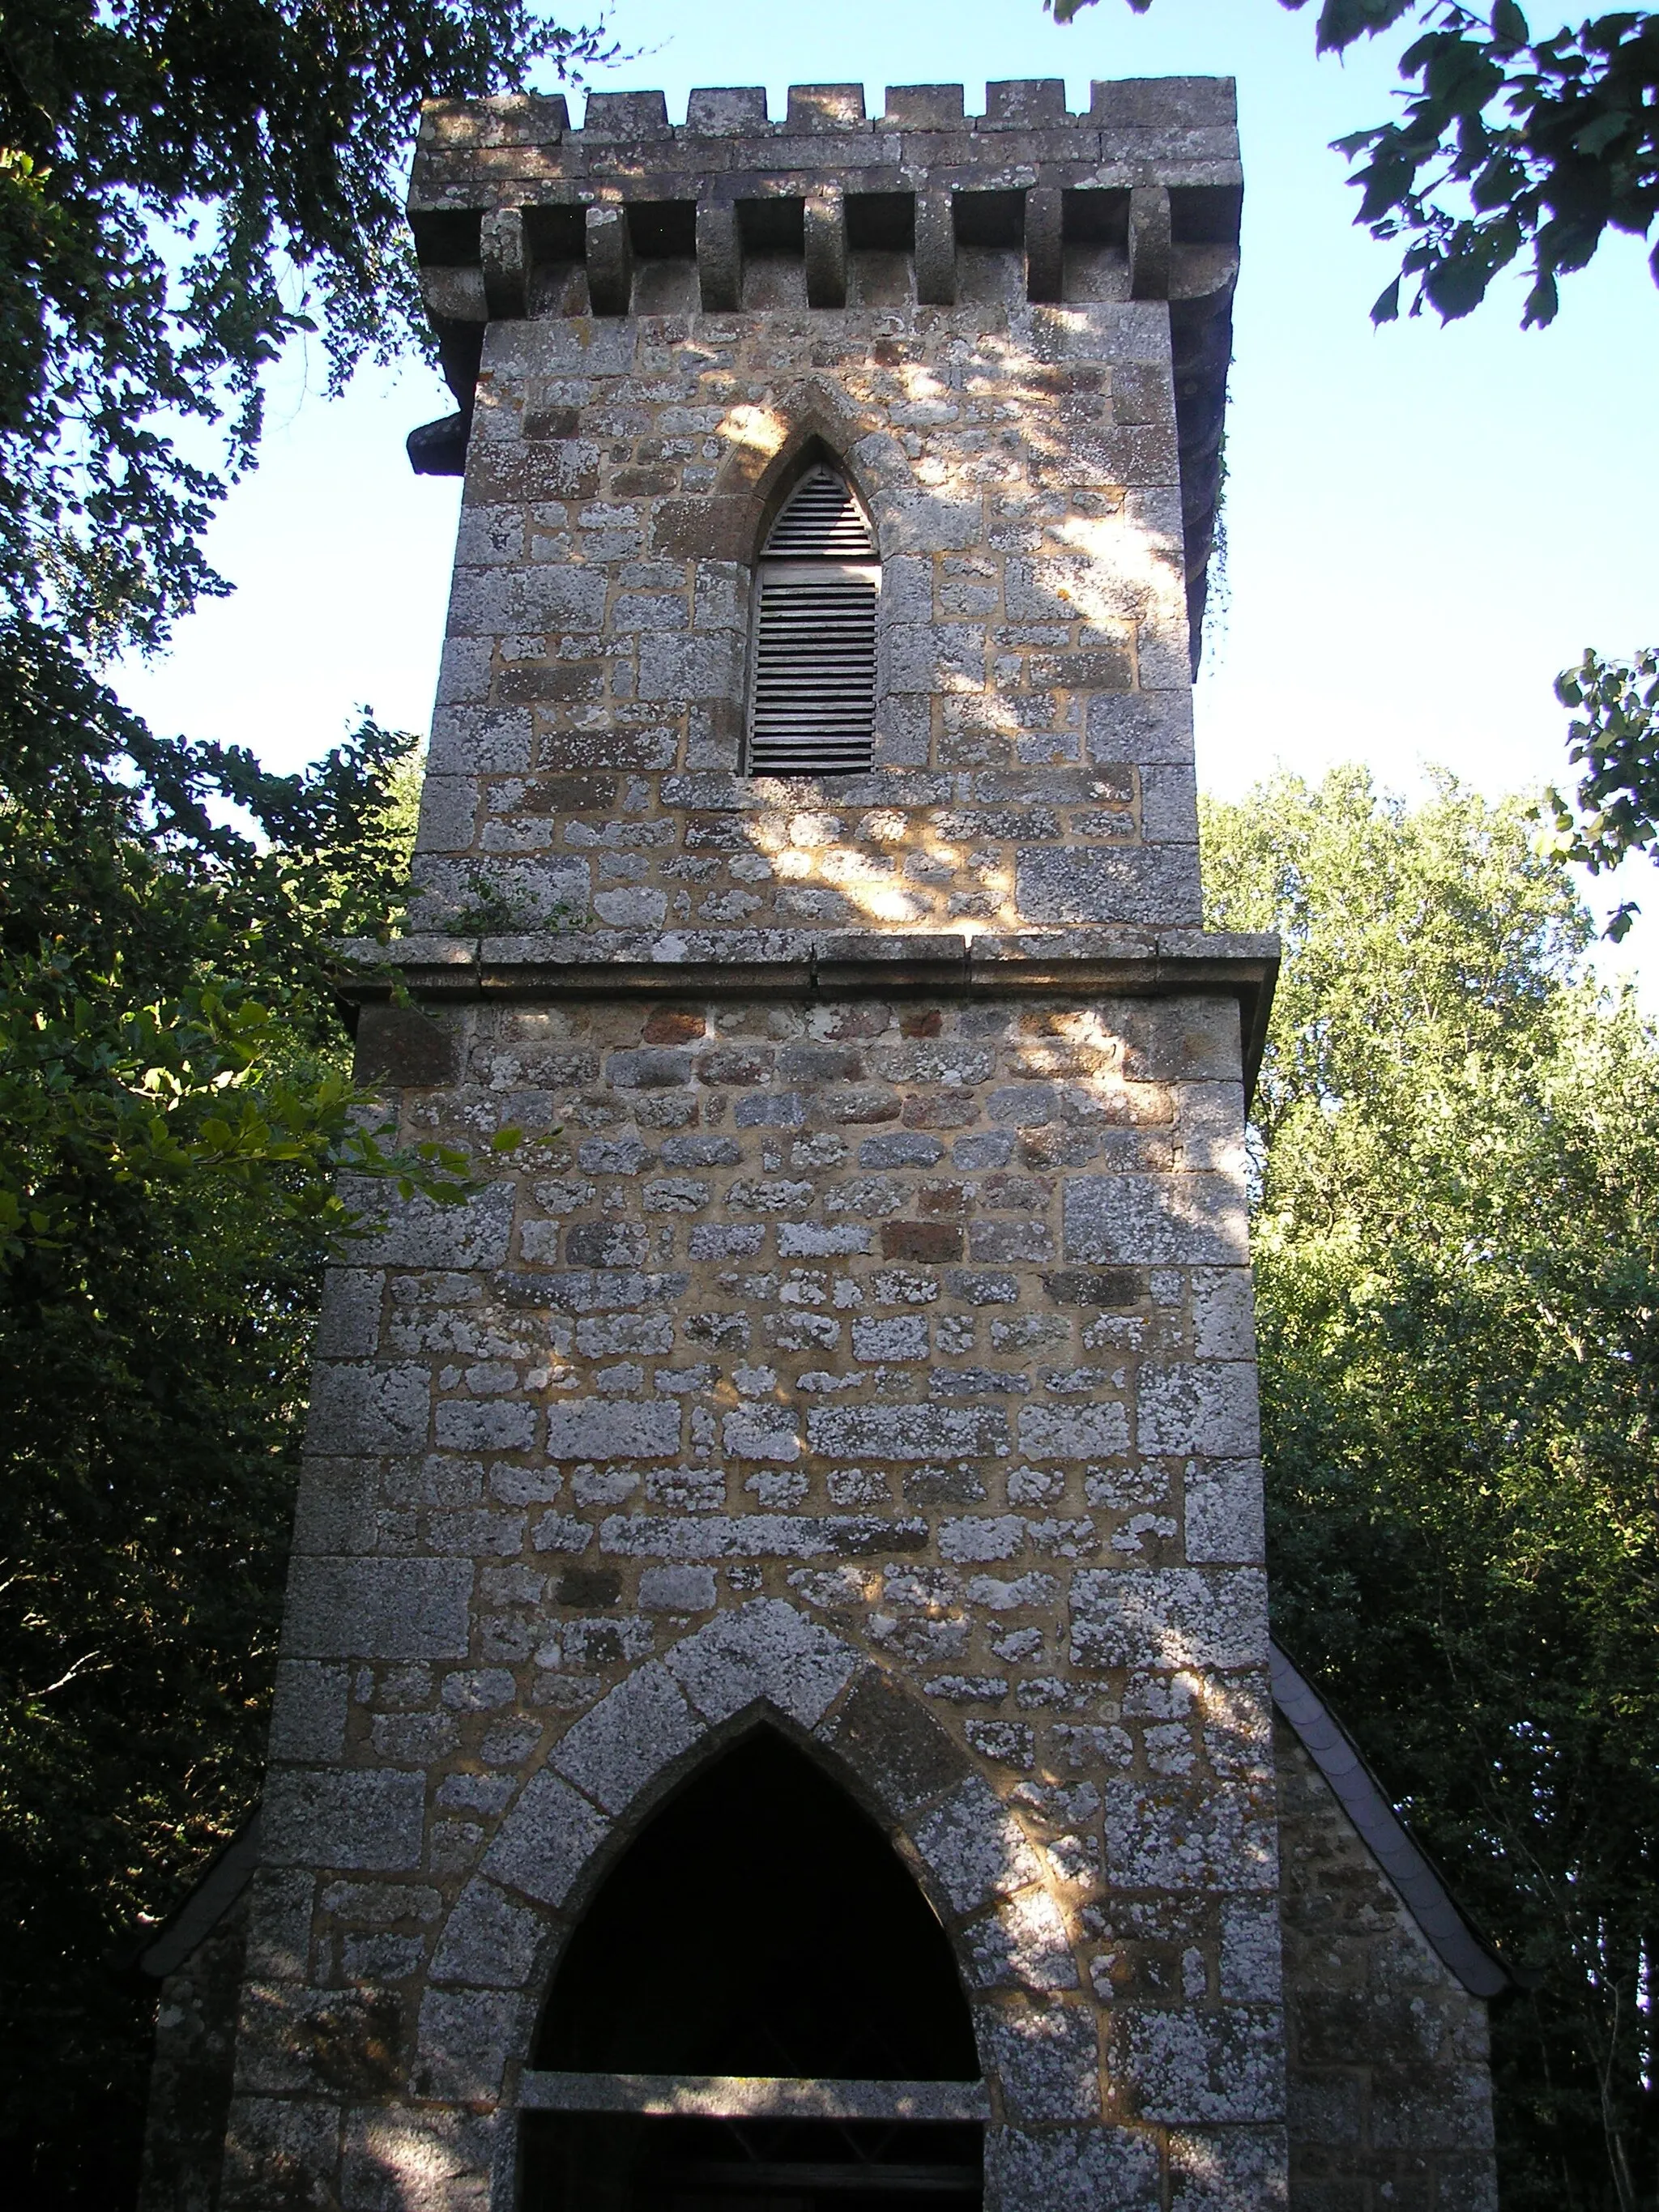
966, 1888, 1080, 1993
283, 1558, 472, 1660
218, 2092, 341, 2211
984, 2124, 1160, 2210
1138, 1363, 1259, 1456
638, 1563, 718, 1612
262, 1770, 428, 1870
821, 1665, 972, 1817
975, 2001, 1101, 2120
1184, 1459, 1266, 1565
806, 1405, 1008, 1459
138, 1899, 247, 2212
1064, 1174, 1247, 1268
911, 1775, 1044, 1916
1102, 1775, 1277, 1894
544, 1399, 680, 1460
1168, 2125, 1290, 2210
352, 1004, 460, 1088
412, 1984, 528, 2101
338, 1181, 515, 1270
1017, 846, 1201, 927
339, 2108, 497, 2212
304, 1362, 430, 1455
1117, 2004, 1286, 2125
1069, 1569, 1268, 1673
548, 1660, 700, 1814
664, 1597, 856, 1727
268, 1660, 349, 1762
312, 1268, 386, 1359
482, 1769, 611, 1908
429, 1876, 544, 1988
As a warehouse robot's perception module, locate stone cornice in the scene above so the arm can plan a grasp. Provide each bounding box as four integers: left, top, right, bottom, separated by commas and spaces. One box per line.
334, 927, 1279, 1098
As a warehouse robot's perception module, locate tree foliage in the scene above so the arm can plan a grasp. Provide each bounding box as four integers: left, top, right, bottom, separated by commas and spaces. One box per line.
0, 643, 441, 2203
1205, 768, 1659, 2210
1, 0, 605, 650
1542, 646, 1659, 940
1062, 2, 1659, 327
0, 2, 598, 2201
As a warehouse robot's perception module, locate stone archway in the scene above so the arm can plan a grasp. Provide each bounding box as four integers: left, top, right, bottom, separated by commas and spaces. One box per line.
406, 1600, 1099, 2211
522, 1723, 983, 2212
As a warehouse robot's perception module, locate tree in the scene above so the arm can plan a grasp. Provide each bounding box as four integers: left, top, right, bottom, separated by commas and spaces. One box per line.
0, 658, 439, 2206
1203, 766, 1659, 2210
0, 3, 599, 2201
1063, 4, 1659, 329
2, 0, 605, 651
1542, 646, 1659, 938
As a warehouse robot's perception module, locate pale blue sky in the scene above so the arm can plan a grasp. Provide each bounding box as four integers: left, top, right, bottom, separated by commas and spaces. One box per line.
117, 0, 1659, 981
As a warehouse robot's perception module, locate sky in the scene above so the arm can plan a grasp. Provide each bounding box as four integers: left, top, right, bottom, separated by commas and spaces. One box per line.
115, 0, 1659, 983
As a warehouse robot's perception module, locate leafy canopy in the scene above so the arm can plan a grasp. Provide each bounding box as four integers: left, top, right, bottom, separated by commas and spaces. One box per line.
1540, 646, 1659, 939
1058, 3, 1659, 327
1, 0, 606, 652
1205, 768, 1659, 2211
0, 1, 593, 2198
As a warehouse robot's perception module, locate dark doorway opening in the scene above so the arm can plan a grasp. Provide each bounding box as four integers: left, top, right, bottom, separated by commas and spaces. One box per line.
522, 2113, 982, 2212
521, 1730, 983, 2212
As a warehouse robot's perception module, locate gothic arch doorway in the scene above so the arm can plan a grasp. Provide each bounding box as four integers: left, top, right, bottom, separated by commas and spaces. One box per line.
519, 1728, 984, 2212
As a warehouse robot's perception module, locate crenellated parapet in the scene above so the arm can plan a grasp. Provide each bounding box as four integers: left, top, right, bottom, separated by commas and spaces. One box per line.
407, 79, 1239, 635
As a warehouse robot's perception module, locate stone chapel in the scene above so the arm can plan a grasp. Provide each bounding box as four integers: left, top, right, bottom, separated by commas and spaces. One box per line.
136, 75, 1510, 2212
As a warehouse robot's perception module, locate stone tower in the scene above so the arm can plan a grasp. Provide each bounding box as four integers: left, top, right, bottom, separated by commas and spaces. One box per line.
149, 75, 1506, 2212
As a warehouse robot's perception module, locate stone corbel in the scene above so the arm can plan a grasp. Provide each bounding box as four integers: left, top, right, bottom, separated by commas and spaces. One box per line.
804, 187, 848, 309
915, 189, 957, 306
697, 199, 743, 312
585, 203, 633, 315
1128, 184, 1172, 300
1025, 185, 1064, 305
480, 207, 527, 319
418, 262, 486, 328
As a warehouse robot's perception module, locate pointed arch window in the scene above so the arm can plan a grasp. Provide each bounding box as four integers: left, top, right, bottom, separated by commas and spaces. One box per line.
746, 467, 879, 778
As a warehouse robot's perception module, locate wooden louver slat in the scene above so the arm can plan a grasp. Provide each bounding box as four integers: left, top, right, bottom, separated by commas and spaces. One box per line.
747, 468, 878, 776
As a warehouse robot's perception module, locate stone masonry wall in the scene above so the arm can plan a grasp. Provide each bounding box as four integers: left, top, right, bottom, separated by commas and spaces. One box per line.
1277, 1723, 1499, 2210
412, 300, 1202, 948
407, 79, 1240, 638
218, 984, 1286, 2210
145, 1703, 1503, 2211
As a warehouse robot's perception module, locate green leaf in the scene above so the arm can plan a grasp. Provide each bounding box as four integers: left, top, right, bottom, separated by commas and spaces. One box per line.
1606, 899, 1640, 941
1522, 268, 1560, 326
1424, 248, 1495, 320
1573, 109, 1630, 159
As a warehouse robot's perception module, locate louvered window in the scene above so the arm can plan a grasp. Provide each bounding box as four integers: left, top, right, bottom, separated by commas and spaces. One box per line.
746, 467, 879, 777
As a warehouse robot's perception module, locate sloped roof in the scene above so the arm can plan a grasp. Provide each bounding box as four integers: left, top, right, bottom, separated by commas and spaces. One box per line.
134, 1815, 262, 1980
1270, 1640, 1511, 1999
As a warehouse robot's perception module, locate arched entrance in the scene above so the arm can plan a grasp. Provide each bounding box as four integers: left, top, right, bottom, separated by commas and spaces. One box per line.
520, 1728, 984, 2212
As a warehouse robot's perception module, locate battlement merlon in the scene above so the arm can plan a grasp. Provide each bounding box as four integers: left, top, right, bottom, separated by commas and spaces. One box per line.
406, 78, 1240, 626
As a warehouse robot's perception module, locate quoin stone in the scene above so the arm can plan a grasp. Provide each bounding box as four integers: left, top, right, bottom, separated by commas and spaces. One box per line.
137, 75, 1509, 2212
